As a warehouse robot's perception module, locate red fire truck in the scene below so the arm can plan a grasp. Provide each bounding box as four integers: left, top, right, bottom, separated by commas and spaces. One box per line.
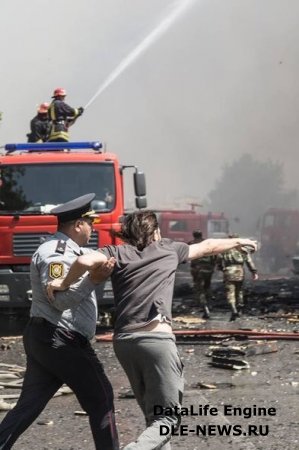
0, 141, 146, 313
157, 209, 229, 243
259, 208, 299, 272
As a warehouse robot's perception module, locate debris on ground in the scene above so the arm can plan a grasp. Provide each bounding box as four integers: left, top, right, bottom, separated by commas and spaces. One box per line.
209, 356, 250, 370
192, 381, 235, 390
0, 363, 73, 408
0, 399, 16, 411
37, 420, 54, 426
206, 340, 278, 357
173, 316, 206, 326
118, 388, 135, 399
193, 382, 217, 389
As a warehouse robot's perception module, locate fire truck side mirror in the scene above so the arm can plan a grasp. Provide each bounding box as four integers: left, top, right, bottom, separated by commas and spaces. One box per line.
135, 196, 147, 209
134, 171, 147, 209
134, 171, 146, 197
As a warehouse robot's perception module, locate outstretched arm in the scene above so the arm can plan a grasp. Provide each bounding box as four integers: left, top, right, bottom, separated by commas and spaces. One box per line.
188, 238, 257, 260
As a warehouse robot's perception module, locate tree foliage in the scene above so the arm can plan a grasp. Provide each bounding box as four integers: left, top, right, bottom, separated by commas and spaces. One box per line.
208, 154, 298, 235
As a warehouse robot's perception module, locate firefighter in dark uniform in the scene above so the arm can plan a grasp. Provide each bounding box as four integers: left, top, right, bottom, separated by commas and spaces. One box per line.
189, 230, 217, 319
27, 102, 51, 143
48, 87, 84, 142
217, 233, 259, 321
0, 193, 119, 450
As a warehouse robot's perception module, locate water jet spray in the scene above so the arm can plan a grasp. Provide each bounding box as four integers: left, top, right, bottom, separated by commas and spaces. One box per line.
84, 0, 196, 109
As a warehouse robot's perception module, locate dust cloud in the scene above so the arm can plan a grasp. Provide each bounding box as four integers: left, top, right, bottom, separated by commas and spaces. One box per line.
0, 0, 298, 213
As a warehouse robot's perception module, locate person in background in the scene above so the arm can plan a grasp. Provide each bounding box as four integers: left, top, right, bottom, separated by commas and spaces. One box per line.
46, 211, 257, 450
217, 233, 259, 321
0, 193, 119, 450
48, 88, 84, 142
27, 102, 51, 143
189, 230, 217, 319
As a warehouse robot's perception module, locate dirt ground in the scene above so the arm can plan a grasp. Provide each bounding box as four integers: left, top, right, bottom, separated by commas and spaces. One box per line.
0, 314, 298, 450
0, 278, 298, 450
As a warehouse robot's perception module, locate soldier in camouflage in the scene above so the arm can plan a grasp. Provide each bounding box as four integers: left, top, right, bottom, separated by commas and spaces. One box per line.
217, 233, 258, 321
189, 230, 217, 319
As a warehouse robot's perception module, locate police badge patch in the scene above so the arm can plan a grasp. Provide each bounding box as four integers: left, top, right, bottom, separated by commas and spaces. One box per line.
49, 262, 64, 279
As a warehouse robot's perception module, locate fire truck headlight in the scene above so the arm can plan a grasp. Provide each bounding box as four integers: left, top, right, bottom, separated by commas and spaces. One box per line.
0, 284, 9, 294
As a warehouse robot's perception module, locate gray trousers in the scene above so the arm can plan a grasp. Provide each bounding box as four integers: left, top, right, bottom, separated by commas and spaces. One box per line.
113, 332, 184, 450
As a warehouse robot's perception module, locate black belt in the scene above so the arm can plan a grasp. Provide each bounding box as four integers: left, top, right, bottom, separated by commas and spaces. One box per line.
30, 317, 88, 344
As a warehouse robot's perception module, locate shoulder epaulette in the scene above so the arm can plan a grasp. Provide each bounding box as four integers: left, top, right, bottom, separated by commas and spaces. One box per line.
55, 240, 66, 254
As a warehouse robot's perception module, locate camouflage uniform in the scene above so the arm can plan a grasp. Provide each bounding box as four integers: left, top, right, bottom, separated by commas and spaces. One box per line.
217, 248, 257, 318
190, 238, 216, 317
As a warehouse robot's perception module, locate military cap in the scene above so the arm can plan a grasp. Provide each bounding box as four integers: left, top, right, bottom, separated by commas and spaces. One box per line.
50, 193, 99, 224
193, 230, 203, 239
228, 233, 239, 238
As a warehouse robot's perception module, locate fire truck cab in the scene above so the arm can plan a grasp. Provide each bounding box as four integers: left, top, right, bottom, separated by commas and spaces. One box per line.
157, 210, 229, 243
259, 208, 299, 272
0, 141, 146, 312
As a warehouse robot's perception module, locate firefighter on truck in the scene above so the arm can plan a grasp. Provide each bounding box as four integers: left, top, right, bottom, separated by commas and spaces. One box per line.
48, 88, 84, 142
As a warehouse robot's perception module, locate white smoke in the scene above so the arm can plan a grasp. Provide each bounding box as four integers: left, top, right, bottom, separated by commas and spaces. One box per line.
1, 0, 299, 209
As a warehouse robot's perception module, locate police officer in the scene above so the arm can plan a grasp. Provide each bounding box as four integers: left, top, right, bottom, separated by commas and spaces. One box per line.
217, 233, 258, 321
27, 102, 51, 142
0, 193, 119, 450
48, 87, 84, 142
189, 230, 216, 319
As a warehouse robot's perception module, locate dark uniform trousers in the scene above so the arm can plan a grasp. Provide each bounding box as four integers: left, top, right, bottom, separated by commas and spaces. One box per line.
191, 268, 213, 306
0, 318, 119, 450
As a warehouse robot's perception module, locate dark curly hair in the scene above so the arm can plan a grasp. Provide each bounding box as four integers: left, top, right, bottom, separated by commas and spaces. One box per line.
113, 210, 159, 250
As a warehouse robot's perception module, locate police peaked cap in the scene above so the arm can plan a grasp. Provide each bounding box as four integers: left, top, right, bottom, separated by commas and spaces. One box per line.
50, 193, 99, 223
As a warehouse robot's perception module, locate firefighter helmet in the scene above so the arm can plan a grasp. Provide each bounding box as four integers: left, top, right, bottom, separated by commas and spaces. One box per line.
52, 88, 67, 98
37, 102, 49, 114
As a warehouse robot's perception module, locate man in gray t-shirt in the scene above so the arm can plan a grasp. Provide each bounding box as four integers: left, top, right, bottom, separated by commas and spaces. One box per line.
100, 238, 188, 334
47, 210, 257, 450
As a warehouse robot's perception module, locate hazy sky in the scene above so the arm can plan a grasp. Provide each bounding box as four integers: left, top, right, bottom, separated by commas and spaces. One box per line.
1, 0, 299, 209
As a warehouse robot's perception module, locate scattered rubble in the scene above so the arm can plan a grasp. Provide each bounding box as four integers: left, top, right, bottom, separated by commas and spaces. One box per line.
206, 341, 278, 357
118, 388, 135, 399
173, 316, 206, 325
209, 356, 250, 370
0, 399, 15, 411
0, 363, 74, 411
193, 382, 217, 389
37, 420, 54, 426
0, 322, 298, 449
